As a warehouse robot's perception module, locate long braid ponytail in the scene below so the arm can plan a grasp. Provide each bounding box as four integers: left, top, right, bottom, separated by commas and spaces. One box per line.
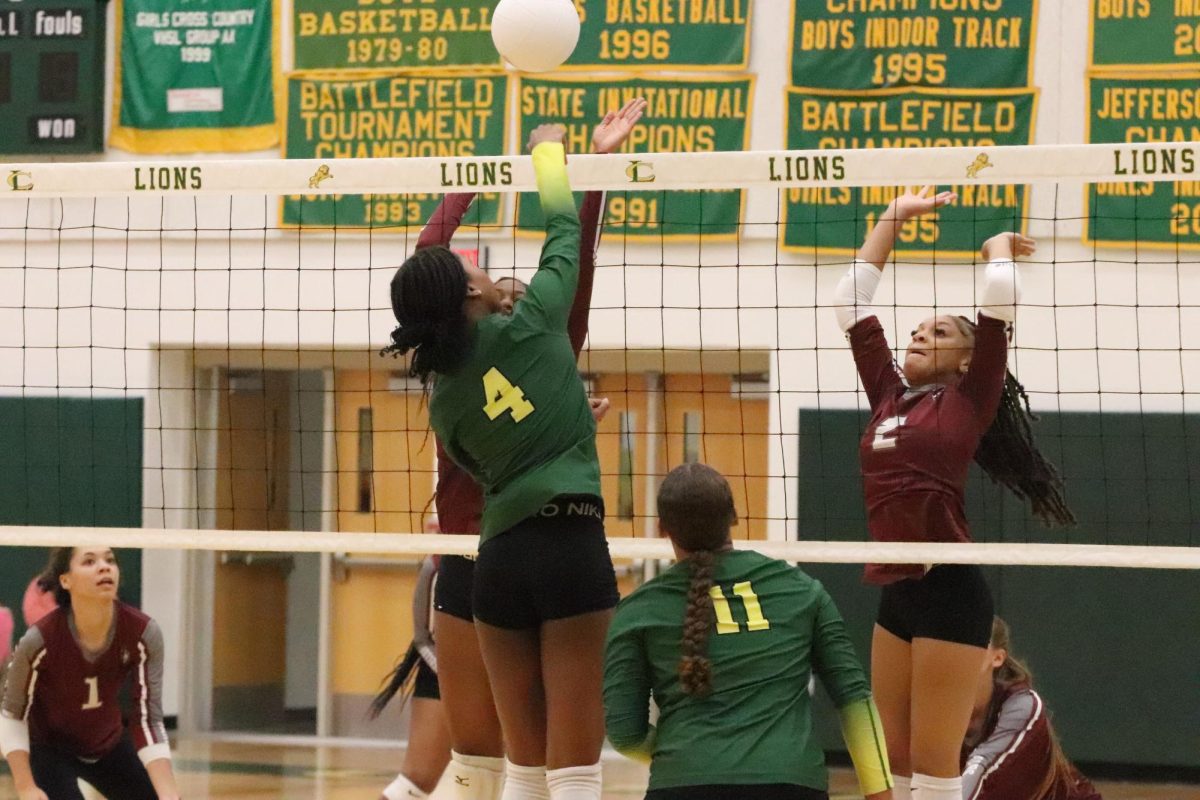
678, 549, 716, 697
383, 246, 473, 383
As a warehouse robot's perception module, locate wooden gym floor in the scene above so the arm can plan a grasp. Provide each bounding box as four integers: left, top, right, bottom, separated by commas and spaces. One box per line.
2, 737, 1194, 799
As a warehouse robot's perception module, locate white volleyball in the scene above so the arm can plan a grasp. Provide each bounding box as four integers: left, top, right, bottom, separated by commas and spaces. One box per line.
491, 0, 581, 73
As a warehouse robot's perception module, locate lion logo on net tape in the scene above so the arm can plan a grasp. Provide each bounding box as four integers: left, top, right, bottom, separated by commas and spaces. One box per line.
966, 153, 993, 179
308, 165, 333, 190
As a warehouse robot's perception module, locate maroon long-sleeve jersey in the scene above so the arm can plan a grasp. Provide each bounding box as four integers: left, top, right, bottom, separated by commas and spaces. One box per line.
1, 603, 169, 762
419, 191, 605, 535
849, 314, 1008, 584
963, 685, 1102, 800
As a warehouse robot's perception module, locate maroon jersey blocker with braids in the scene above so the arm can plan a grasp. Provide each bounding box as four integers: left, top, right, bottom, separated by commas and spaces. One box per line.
849, 313, 1008, 585
1, 603, 169, 761
418, 191, 606, 535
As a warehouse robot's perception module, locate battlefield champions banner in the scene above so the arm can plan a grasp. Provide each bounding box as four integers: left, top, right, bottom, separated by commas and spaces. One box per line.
110, 0, 279, 153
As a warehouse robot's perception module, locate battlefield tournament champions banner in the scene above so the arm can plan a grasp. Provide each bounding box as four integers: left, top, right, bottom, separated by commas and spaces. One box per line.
1089, 0, 1200, 70
282, 72, 508, 229
782, 87, 1038, 257
790, 0, 1036, 90
0, 0, 106, 154
292, 0, 749, 71
111, 0, 278, 153
1085, 74, 1200, 250
515, 75, 754, 240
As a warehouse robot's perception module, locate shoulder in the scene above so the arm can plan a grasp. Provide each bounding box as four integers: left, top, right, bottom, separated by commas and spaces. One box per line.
727, 550, 824, 591
993, 685, 1045, 731
13, 623, 47, 657
33, 606, 68, 638
118, 603, 153, 638
610, 571, 684, 630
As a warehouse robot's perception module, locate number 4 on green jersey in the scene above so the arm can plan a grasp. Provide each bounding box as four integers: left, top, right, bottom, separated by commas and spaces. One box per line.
482, 367, 535, 423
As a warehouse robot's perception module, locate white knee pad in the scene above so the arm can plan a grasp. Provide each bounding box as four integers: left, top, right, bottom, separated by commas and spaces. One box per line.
912, 772, 961, 800
892, 774, 912, 800
546, 762, 602, 800
382, 773, 429, 800
501, 760, 548, 800
449, 751, 505, 800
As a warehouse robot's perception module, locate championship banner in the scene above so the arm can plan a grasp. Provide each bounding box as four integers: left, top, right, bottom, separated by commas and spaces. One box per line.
282, 72, 509, 230
110, 0, 278, 153
292, 0, 496, 71
516, 75, 754, 240
782, 87, 1037, 257
566, 0, 750, 70
1085, 74, 1200, 250
790, 0, 1035, 90
0, 0, 106, 155
1090, 1, 1200, 71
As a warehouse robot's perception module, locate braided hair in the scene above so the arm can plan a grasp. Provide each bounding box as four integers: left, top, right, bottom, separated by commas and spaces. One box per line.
657, 463, 739, 697
954, 316, 1076, 527
383, 246, 473, 383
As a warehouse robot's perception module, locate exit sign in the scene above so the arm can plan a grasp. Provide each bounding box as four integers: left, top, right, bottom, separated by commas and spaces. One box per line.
0, 0, 106, 155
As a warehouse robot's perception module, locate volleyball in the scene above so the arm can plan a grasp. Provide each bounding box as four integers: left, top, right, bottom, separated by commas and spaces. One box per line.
491, 0, 581, 73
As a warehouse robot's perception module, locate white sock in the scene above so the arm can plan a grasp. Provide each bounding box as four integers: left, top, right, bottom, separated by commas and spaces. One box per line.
912, 772, 962, 800
448, 751, 505, 800
892, 774, 912, 800
546, 763, 602, 800
501, 761, 549, 800
382, 773, 429, 800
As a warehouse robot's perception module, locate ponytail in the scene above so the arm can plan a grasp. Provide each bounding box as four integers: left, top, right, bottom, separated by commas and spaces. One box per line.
678, 549, 716, 697
383, 246, 473, 383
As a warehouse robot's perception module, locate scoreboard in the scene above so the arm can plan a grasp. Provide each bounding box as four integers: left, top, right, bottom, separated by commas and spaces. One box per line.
0, 0, 105, 155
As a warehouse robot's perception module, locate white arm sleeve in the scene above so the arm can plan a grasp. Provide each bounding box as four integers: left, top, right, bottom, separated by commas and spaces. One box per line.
978, 258, 1021, 323
0, 713, 29, 756
832, 260, 883, 332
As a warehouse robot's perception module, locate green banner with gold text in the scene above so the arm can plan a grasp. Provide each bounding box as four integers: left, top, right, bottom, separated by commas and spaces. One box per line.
790, 0, 1035, 90
566, 0, 749, 70
516, 75, 754, 240
783, 87, 1037, 256
1090, 0, 1200, 70
1085, 74, 1200, 250
282, 72, 508, 230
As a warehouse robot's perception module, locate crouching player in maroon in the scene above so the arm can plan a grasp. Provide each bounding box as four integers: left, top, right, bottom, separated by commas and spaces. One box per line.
0, 547, 179, 800
962, 618, 1100, 800
833, 189, 1075, 800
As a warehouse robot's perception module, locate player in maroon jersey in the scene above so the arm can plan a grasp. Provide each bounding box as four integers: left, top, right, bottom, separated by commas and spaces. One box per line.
963, 618, 1101, 800
832, 188, 1074, 800
372, 98, 644, 800
0, 547, 179, 800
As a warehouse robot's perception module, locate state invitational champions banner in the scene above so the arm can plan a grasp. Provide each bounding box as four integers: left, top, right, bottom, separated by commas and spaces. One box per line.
782, 87, 1037, 257
516, 75, 754, 240
1085, 74, 1200, 250
292, 0, 496, 71
566, 0, 750, 70
282, 72, 509, 229
111, 0, 278, 153
790, 0, 1035, 89
1089, 0, 1200, 70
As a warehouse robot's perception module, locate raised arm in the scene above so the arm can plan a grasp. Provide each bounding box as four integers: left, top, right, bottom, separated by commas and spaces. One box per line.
0, 628, 45, 800
568, 98, 647, 355
514, 127, 581, 333
602, 609, 655, 763
415, 193, 477, 250
809, 585, 893, 800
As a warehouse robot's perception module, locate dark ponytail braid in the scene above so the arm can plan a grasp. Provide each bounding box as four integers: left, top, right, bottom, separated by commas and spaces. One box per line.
679, 549, 716, 697
956, 316, 1076, 527
383, 246, 473, 383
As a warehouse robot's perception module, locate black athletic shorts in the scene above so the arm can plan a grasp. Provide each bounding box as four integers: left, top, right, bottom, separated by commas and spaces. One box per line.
473, 494, 618, 630
434, 554, 476, 623
646, 785, 828, 800
30, 732, 156, 800
877, 563, 993, 648
413, 655, 440, 701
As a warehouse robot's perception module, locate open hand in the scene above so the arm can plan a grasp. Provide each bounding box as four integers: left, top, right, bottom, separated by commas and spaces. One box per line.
527, 124, 566, 152
592, 98, 647, 154
888, 185, 957, 223
981, 231, 1036, 262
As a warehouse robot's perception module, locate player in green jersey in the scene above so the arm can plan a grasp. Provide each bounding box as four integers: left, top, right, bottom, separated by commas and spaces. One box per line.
604, 463, 894, 800
386, 123, 625, 800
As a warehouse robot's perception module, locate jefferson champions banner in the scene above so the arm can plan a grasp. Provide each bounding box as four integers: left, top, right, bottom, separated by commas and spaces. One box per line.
282, 72, 508, 230
111, 0, 277, 153
791, 0, 1035, 90
783, 86, 1037, 257
1085, 74, 1200, 250
515, 75, 754, 240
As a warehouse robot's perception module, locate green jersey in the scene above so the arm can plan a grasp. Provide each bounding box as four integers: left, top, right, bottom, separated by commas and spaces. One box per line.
604, 550, 874, 792
429, 143, 600, 543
